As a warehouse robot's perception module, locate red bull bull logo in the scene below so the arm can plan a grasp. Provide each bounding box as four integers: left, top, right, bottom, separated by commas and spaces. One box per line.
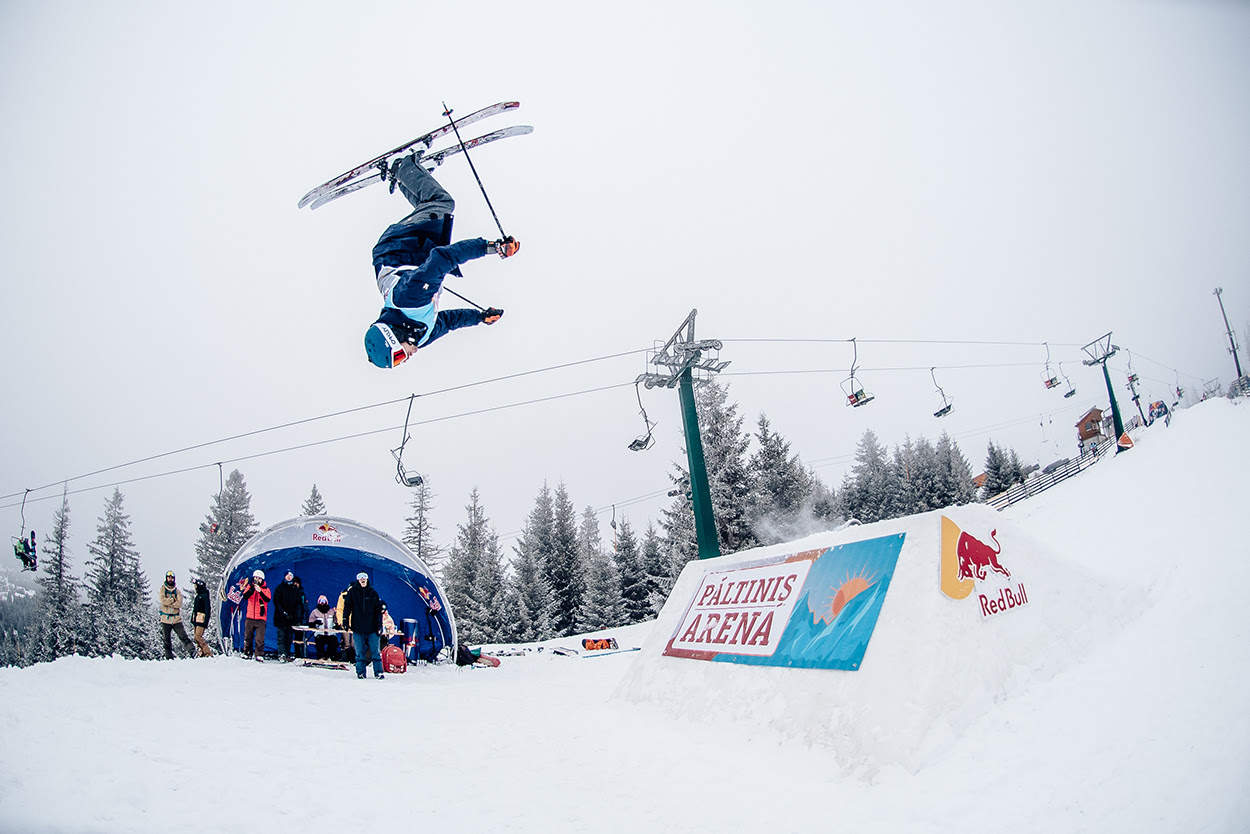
312, 523, 343, 543
940, 515, 1029, 618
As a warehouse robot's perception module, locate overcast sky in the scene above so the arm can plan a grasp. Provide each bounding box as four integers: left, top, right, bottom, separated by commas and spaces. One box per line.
2, 0, 1247, 587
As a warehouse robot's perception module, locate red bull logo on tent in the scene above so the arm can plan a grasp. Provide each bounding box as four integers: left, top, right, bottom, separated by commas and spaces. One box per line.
940, 516, 1029, 618
312, 523, 343, 543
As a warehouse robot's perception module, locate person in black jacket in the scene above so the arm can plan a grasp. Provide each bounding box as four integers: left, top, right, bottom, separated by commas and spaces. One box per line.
191, 578, 214, 657
273, 570, 303, 662
342, 571, 385, 680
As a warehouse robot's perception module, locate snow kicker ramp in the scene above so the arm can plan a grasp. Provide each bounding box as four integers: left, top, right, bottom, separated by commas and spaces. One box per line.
615, 503, 1125, 774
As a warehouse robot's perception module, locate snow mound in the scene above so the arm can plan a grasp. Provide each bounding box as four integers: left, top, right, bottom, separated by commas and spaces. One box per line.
615, 399, 1247, 774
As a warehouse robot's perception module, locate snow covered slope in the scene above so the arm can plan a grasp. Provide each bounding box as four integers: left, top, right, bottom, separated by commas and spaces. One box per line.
0, 399, 1246, 833
615, 500, 1134, 774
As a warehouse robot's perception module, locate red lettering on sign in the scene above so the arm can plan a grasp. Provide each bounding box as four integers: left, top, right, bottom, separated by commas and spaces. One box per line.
698, 613, 721, 643
747, 611, 775, 646
730, 611, 759, 644
681, 614, 702, 642
715, 613, 737, 644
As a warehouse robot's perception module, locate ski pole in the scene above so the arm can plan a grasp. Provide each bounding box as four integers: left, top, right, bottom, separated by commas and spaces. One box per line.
442, 101, 508, 240
442, 286, 485, 311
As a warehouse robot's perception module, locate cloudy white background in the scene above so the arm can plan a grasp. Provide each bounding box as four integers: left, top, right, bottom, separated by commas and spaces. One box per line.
2, 0, 1246, 582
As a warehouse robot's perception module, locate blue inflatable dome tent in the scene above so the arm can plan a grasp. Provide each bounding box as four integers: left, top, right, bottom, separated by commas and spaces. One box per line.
217, 516, 456, 662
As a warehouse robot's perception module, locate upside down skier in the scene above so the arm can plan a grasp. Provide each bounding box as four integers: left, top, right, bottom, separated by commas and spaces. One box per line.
363, 156, 520, 369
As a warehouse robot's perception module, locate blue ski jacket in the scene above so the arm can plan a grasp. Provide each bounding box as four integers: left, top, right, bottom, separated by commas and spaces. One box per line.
375, 238, 492, 348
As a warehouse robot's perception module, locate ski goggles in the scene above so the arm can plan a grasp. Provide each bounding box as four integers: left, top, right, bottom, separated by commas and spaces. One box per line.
366, 322, 412, 369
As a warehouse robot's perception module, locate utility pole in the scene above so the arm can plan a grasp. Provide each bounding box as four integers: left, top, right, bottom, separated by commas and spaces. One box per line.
636, 309, 730, 560
1213, 287, 1244, 380
1082, 332, 1130, 453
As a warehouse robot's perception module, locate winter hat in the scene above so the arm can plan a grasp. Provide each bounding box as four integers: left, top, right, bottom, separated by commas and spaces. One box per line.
317, 595, 328, 605
356, 571, 368, 582
252, 569, 265, 580
285, 569, 294, 579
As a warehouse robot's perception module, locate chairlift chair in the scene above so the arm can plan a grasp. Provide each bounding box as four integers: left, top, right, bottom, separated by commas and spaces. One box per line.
841, 338, 875, 408
391, 395, 424, 488
11, 489, 37, 572
1058, 361, 1077, 399
1041, 342, 1060, 389
930, 367, 953, 418
627, 380, 657, 451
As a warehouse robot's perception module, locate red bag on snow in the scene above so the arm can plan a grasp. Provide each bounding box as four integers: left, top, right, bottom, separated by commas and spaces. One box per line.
382, 644, 407, 674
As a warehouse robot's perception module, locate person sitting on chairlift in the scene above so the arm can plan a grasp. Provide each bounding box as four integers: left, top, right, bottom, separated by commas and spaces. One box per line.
13, 531, 36, 572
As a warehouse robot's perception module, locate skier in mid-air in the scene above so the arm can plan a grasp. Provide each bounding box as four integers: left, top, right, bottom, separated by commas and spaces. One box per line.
364, 156, 519, 369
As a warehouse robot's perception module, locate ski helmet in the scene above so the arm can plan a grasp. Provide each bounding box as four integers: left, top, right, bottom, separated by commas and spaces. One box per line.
365, 322, 405, 369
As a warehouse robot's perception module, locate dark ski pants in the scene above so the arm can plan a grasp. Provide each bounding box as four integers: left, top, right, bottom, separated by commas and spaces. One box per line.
276, 623, 295, 658
314, 634, 338, 661
353, 632, 383, 677
244, 618, 266, 657
162, 622, 194, 659
393, 156, 454, 224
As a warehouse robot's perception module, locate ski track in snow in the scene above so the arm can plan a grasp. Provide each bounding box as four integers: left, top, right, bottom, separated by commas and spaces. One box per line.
1, 399, 1248, 833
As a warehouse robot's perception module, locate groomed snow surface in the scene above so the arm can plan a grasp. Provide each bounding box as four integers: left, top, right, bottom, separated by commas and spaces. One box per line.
1, 399, 1247, 833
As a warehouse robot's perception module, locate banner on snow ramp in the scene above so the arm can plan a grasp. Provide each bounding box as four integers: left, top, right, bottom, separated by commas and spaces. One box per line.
662, 532, 905, 670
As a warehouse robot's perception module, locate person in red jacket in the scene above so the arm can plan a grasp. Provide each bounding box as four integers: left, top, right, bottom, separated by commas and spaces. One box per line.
239, 569, 271, 662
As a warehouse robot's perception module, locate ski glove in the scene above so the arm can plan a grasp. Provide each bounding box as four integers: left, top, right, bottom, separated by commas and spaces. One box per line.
491, 237, 520, 258
481, 307, 504, 325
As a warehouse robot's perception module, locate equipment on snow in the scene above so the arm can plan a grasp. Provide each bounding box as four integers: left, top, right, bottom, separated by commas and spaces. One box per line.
302, 659, 349, 671
454, 642, 500, 667
582, 637, 619, 651
382, 644, 407, 674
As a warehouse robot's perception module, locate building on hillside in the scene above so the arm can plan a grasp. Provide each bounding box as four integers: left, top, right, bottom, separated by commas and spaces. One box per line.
1075, 407, 1105, 456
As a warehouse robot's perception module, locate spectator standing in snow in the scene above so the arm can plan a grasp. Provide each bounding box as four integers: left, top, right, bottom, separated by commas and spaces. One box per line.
240, 569, 271, 661
191, 578, 214, 657
158, 571, 195, 659
307, 594, 339, 660
336, 583, 355, 662
273, 570, 303, 662
342, 571, 385, 679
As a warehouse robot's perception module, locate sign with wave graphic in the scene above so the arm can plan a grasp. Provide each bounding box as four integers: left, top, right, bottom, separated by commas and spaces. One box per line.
663, 532, 905, 670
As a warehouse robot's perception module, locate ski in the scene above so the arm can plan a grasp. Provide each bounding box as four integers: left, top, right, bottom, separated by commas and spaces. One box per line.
305, 124, 533, 211
582, 647, 641, 658
297, 100, 520, 209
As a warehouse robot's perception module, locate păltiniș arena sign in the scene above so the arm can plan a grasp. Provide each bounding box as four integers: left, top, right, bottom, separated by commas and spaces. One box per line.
663, 533, 904, 670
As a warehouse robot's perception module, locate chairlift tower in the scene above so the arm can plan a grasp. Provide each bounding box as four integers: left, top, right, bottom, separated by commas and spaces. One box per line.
1213, 287, 1245, 381
1081, 332, 1129, 454
635, 309, 730, 560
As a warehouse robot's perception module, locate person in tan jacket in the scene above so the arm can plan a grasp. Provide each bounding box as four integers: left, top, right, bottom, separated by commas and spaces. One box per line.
158, 571, 195, 659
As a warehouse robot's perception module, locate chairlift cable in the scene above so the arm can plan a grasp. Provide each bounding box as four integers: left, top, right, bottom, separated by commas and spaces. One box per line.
0, 347, 651, 502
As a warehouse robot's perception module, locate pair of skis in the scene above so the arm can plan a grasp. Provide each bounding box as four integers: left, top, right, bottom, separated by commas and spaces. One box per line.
297, 101, 532, 211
